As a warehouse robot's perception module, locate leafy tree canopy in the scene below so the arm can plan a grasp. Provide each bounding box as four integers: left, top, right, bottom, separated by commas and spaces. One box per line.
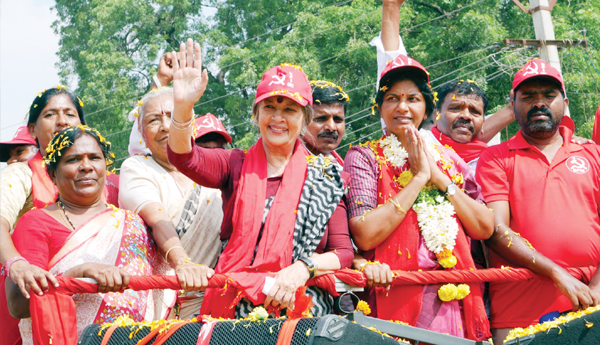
52, 0, 600, 165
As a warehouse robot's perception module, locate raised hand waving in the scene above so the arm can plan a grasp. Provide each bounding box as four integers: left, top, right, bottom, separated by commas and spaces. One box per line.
171, 38, 209, 111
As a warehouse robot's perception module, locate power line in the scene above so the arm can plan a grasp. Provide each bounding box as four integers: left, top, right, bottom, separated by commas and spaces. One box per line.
429, 48, 512, 85
77, 0, 488, 111
218, 9, 380, 71
434, 49, 527, 88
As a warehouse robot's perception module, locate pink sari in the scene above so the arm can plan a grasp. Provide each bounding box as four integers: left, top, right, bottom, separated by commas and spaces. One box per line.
19, 207, 169, 345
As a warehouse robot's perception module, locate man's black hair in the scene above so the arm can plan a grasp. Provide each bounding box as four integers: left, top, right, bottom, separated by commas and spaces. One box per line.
195, 132, 228, 145
310, 81, 349, 114
436, 80, 489, 114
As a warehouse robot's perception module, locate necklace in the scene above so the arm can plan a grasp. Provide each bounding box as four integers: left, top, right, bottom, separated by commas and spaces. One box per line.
58, 199, 76, 231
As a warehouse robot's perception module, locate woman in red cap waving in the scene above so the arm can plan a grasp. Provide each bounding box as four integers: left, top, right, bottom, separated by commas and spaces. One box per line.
166, 39, 353, 318
343, 10, 494, 341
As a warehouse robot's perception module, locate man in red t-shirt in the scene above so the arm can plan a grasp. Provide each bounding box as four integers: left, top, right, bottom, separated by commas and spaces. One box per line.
476, 59, 600, 344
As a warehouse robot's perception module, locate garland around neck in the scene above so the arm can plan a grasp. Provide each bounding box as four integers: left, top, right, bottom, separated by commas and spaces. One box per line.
379, 134, 408, 168
372, 133, 469, 301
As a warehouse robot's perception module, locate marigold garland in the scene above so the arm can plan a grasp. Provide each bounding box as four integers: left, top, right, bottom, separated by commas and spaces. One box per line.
364, 133, 472, 301
355, 300, 372, 316
505, 305, 600, 342
438, 284, 470, 302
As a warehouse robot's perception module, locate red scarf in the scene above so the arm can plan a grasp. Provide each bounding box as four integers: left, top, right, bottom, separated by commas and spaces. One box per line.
372, 137, 490, 341
431, 126, 488, 163
201, 138, 308, 318
331, 150, 343, 167
28, 152, 58, 209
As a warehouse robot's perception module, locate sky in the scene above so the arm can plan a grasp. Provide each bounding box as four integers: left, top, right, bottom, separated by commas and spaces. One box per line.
1, 0, 61, 141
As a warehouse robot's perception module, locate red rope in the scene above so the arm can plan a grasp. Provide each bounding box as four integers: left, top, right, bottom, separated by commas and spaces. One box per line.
51, 266, 596, 293
389, 266, 594, 285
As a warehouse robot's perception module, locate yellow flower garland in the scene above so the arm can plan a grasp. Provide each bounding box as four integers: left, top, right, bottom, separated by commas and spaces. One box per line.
356, 300, 372, 316
505, 305, 600, 342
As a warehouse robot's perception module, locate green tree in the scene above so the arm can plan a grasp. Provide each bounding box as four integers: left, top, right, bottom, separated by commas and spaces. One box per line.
53, 0, 208, 165
53, 0, 600, 162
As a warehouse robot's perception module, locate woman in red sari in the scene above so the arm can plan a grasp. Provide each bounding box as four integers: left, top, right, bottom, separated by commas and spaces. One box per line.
6, 126, 160, 345
344, 54, 494, 340
166, 39, 353, 318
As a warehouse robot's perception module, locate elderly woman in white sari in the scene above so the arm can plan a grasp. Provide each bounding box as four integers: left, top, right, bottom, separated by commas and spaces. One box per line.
118, 87, 223, 319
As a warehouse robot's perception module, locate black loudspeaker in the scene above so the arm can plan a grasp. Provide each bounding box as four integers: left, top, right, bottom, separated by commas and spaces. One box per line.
78, 315, 397, 345
504, 308, 600, 345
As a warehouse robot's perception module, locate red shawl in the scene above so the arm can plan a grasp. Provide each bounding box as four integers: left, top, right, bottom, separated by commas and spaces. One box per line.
27, 152, 119, 208
331, 150, 344, 167
372, 138, 490, 341
431, 126, 488, 163
28, 152, 57, 209
200, 138, 309, 318
593, 106, 600, 144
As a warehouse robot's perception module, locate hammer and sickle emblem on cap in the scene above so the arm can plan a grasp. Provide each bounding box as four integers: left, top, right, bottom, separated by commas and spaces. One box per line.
523, 61, 539, 76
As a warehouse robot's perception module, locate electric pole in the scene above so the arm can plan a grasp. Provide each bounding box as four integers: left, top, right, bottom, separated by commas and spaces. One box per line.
510, 0, 569, 115
528, 0, 561, 73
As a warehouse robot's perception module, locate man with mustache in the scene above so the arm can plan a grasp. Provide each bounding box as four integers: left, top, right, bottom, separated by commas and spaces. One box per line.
431, 80, 515, 172
431, 79, 592, 173
301, 80, 348, 164
476, 59, 600, 344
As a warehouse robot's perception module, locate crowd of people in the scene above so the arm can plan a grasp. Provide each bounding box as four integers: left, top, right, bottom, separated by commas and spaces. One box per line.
2, 1, 600, 344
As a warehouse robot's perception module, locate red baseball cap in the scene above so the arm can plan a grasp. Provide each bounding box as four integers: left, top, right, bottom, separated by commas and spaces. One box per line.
513, 59, 565, 94
254, 63, 312, 107
380, 54, 430, 84
376, 54, 430, 105
193, 113, 232, 143
0, 126, 37, 162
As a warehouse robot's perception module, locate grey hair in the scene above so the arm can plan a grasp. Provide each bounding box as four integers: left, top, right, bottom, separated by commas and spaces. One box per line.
138, 87, 174, 124
251, 101, 314, 136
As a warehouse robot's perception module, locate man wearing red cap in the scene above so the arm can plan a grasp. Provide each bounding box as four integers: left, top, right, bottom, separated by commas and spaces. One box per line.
476, 59, 600, 343
0, 127, 38, 166
193, 113, 232, 149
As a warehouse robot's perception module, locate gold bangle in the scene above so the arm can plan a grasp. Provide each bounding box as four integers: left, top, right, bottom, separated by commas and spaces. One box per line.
388, 198, 407, 214
164, 245, 185, 262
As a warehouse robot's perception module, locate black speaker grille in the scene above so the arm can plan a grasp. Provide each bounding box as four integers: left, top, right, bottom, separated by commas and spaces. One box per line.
208, 318, 283, 345
80, 317, 323, 345
78, 324, 152, 345
78, 322, 203, 345
291, 318, 320, 345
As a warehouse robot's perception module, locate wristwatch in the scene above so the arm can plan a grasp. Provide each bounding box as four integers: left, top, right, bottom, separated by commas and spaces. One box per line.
444, 181, 457, 197
298, 257, 317, 278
